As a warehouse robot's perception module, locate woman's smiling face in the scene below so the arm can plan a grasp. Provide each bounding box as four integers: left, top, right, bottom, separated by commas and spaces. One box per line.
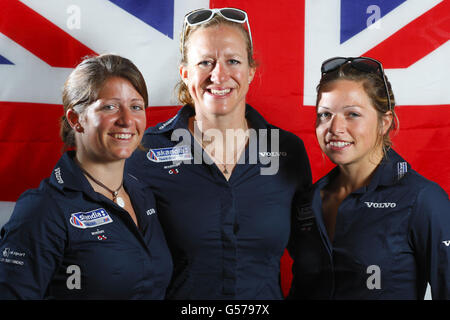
74, 76, 146, 163
316, 79, 387, 167
180, 23, 255, 119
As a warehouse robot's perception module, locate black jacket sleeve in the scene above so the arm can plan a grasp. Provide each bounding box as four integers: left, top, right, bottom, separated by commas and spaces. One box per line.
0, 190, 66, 299
408, 183, 450, 299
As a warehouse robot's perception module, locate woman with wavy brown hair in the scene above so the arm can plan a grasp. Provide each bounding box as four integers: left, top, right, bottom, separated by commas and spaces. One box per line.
289, 57, 450, 300
0, 54, 172, 299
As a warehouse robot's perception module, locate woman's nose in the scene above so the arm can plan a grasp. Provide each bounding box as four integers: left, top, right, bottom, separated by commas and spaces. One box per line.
210, 62, 229, 83
329, 114, 345, 135
116, 107, 133, 127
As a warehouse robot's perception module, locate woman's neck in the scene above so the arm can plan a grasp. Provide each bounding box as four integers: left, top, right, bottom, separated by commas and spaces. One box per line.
75, 153, 125, 189
333, 149, 384, 195
188, 108, 250, 177
192, 106, 248, 134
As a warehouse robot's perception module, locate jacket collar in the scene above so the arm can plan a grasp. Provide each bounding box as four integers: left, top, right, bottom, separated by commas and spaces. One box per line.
49, 151, 144, 202
367, 148, 410, 191
316, 148, 410, 194
49, 151, 92, 195
145, 104, 272, 135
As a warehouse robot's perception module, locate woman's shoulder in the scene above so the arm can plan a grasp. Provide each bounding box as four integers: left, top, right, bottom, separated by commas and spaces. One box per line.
377, 149, 447, 200
5, 180, 66, 231
246, 105, 305, 141
400, 165, 448, 198
405, 169, 449, 206
260, 122, 307, 155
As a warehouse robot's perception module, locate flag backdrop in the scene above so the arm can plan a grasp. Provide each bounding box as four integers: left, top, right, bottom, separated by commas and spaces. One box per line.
1, 0, 449, 297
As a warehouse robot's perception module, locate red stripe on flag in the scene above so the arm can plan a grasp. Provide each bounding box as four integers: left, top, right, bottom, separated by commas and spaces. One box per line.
364, 0, 450, 68
211, 0, 306, 132
0, 0, 97, 68
0, 101, 64, 201
0, 101, 180, 201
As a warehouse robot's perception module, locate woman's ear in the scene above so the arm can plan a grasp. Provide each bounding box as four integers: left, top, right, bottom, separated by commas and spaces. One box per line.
248, 66, 256, 84
381, 111, 393, 135
66, 109, 83, 133
180, 65, 189, 85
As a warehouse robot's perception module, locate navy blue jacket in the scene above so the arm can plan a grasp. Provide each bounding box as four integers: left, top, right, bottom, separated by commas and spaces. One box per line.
126, 104, 312, 299
289, 149, 450, 299
0, 151, 173, 299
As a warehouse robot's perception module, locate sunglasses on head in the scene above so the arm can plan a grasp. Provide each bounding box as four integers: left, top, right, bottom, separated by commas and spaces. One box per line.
181, 8, 253, 58
321, 57, 392, 111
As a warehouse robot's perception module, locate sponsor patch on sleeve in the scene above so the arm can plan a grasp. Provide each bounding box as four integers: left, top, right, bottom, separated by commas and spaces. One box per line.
147, 145, 192, 163
295, 205, 315, 231
69, 208, 113, 229
1, 247, 26, 266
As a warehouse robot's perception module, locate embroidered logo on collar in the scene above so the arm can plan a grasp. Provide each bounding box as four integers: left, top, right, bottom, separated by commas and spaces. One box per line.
158, 115, 177, 130
147, 145, 192, 163
54, 167, 64, 184
70, 208, 113, 229
397, 162, 408, 180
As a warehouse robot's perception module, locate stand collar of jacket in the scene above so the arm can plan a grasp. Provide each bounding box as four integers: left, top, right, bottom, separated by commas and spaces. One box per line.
145, 104, 273, 135
48, 151, 143, 200
368, 148, 410, 190
316, 148, 411, 194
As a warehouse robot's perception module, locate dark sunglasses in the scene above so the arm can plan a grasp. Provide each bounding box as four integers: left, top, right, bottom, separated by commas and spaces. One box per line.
181, 8, 253, 57
321, 57, 392, 111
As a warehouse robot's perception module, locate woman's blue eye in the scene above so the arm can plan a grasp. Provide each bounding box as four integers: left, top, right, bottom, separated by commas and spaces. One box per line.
199, 61, 212, 67
132, 105, 144, 111
348, 112, 360, 118
317, 112, 331, 120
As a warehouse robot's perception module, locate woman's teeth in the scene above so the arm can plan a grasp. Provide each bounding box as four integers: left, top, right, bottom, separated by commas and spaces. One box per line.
113, 133, 132, 139
210, 88, 231, 96
329, 141, 352, 148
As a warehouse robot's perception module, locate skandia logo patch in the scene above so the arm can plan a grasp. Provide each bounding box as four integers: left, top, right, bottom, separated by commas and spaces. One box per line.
70, 208, 113, 229
147, 145, 192, 163
365, 202, 397, 208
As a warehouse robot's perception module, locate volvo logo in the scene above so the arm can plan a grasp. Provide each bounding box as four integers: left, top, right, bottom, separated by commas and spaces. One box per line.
364, 202, 397, 208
